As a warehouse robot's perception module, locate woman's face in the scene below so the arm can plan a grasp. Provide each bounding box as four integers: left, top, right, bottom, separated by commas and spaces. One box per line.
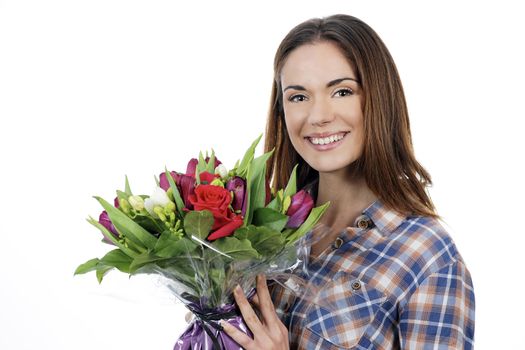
280, 41, 364, 175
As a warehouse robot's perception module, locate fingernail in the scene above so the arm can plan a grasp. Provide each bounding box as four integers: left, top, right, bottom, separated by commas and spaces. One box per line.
234, 285, 241, 294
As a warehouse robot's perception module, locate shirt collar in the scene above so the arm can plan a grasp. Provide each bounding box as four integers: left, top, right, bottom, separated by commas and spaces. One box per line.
360, 200, 406, 234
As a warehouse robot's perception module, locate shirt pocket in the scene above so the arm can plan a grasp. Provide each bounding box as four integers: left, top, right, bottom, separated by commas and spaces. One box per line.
303, 273, 386, 349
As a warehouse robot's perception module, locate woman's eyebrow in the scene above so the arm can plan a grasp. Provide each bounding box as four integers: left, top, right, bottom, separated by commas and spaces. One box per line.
283, 84, 306, 92
283, 77, 359, 92
326, 77, 359, 87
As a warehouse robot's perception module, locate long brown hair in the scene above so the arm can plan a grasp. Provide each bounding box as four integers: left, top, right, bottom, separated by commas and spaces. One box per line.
264, 14, 437, 218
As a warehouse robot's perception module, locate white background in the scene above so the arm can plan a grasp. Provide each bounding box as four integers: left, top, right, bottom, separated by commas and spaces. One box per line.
1, 1, 524, 349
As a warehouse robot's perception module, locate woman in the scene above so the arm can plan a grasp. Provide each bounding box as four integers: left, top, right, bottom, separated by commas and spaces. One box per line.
221, 14, 475, 349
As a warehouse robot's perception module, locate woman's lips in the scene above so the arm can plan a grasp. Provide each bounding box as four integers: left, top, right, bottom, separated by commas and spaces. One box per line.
305, 132, 349, 151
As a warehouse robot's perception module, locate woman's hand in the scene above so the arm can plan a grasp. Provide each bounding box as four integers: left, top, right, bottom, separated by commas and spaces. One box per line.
220, 274, 289, 350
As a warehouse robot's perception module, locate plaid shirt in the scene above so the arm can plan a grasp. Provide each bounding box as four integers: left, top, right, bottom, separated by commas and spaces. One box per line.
272, 200, 475, 349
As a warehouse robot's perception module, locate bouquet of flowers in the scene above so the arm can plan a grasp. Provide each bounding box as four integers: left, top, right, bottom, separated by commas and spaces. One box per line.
75, 135, 329, 349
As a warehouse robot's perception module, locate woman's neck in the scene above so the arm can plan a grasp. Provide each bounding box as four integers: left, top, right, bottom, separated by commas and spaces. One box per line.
315, 167, 377, 233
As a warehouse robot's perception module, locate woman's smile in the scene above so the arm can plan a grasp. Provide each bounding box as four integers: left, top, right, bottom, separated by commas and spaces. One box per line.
305, 131, 349, 151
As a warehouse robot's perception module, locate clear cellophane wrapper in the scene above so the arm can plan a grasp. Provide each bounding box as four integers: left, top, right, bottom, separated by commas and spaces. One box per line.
136, 224, 337, 350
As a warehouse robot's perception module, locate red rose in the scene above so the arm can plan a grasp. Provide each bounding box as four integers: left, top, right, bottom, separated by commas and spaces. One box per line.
188, 185, 243, 240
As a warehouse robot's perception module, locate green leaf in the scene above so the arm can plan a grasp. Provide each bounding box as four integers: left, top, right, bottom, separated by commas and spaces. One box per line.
196, 151, 207, 185
252, 207, 288, 232
240, 225, 284, 256
100, 249, 133, 273
233, 226, 249, 240
124, 175, 132, 195
74, 258, 100, 275
87, 217, 139, 257
96, 266, 113, 283
244, 149, 274, 226
237, 134, 262, 178
164, 169, 185, 217
283, 164, 298, 198
94, 196, 157, 251
285, 202, 330, 244
155, 235, 198, 258
211, 236, 260, 260
266, 189, 283, 211
184, 210, 214, 240
206, 149, 216, 173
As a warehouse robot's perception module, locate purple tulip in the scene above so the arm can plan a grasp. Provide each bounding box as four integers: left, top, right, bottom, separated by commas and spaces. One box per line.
185, 158, 199, 177
98, 210, 119, 244
159, 171, 195, 209
226, 176, 246, 215
159, 171, 178, 192
285, 190, 314, 228
175, 173, 196, 209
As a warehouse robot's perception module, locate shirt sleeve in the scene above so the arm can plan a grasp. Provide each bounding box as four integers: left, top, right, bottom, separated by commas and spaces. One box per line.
398, 260, 475, 349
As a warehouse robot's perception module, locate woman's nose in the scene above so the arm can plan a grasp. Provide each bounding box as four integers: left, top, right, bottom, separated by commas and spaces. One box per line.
307, 98, 335, 126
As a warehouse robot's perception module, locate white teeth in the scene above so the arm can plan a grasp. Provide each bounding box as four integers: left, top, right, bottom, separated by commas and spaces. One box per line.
309, 133, 345, 145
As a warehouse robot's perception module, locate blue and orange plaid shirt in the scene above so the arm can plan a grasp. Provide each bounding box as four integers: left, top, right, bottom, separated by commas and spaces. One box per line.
271, 200, 475, 349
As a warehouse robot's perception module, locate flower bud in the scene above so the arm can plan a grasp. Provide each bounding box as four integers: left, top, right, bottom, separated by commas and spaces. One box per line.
128, 195, 145, 211
165, 201, 176, 213
285, 190, 314, 228
210, 178, 225, 187
98, 211, 119, 244
214, 164, 228, 179
154, 206, 167, 221
226, 176, 246, 214
119, 198, 131, 214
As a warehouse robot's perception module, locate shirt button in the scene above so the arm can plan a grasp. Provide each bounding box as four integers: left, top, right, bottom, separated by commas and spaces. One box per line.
351, 281, 361, 291
334, 237, 344, 248
356, 215, 371, 230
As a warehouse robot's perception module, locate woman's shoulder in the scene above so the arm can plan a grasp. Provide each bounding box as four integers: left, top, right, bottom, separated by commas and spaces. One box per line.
363, 201, 465, 285
388, 214, 466, 282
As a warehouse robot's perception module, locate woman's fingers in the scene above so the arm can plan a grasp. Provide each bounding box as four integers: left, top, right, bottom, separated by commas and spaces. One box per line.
223, 279, 289, 349
255, 274, 282, 333
233, 284, 266, 336
219, 319, 253, 349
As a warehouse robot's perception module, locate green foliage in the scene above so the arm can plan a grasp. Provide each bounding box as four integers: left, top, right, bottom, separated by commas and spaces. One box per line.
236, 134, 262, 178
252, 207, 288, 232
283, 165, 298, 198
235, 225, 284, 257
184, 210, 214, 240
211, 236, 259, 260
155, 234, 197, 259
243, 149, 274, 226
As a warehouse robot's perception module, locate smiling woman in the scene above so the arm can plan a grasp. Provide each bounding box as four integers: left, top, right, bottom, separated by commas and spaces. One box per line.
280, 41, 365, 175
220, 14, 476, 350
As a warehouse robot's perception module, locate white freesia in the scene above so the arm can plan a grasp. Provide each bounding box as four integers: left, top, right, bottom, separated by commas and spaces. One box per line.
215, 164, 228, 179
144, 187, 171, 217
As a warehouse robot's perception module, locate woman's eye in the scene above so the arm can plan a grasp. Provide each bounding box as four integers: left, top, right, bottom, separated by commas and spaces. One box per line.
334, 88, 354, 97
289, 94, 307, 103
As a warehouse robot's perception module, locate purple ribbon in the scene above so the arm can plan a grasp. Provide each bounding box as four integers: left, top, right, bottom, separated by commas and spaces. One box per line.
173, 302, 253, 350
